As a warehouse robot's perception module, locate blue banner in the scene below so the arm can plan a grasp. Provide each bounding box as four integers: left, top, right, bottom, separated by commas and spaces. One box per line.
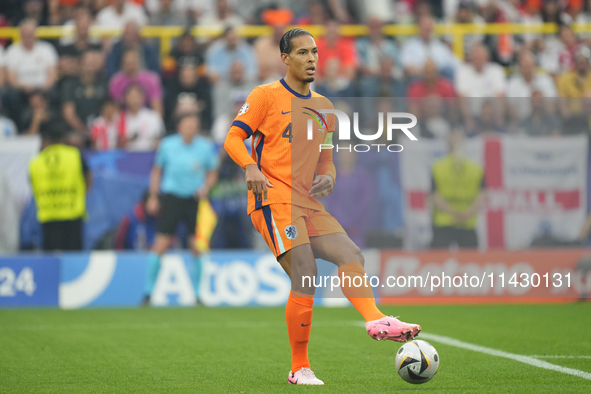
1, 251, 351, 309
0, 256, 59, 307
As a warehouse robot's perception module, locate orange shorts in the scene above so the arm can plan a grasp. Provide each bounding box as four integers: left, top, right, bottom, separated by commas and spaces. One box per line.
250, 204, 346, 258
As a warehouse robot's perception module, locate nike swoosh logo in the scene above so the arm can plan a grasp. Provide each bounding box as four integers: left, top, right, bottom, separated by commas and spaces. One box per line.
301, 323, 311, 327
381, 322, 391, 326
281, 110, 291, 115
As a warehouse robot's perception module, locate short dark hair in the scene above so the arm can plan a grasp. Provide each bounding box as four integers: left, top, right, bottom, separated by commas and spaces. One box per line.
279, 28, 313, 54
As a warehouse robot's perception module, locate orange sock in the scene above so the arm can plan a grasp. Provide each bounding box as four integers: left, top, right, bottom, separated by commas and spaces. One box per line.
338, 262, 386, 322
286, 291, 314, 373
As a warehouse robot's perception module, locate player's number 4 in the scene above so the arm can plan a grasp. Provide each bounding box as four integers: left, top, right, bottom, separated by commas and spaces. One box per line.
282, 123, 293, 143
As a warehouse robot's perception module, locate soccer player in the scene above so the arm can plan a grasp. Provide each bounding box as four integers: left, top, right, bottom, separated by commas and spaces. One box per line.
224, 29, 421, 385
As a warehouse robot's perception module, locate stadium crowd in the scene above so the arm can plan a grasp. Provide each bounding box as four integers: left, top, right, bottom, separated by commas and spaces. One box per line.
2, 0, 591, 253
1, 0, 591, 144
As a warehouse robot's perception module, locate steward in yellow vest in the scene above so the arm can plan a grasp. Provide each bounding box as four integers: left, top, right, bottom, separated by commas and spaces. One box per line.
430, 132, 485, 249
29, 132, 91, 251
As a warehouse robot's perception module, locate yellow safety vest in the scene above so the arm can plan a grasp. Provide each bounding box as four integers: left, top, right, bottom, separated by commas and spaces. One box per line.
29, 144, 86, 223
432, 155, 483, 229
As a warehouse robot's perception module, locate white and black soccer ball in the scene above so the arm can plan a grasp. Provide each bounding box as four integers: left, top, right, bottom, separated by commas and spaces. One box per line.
395, 340, 439, 384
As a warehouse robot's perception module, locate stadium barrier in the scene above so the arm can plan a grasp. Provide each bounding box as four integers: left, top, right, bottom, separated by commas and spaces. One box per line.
1, 22, 590, 60
0, 249, 587, 309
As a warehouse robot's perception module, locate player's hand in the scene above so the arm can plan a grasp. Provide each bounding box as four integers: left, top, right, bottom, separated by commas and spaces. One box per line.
146, 195, 160, 215
245, 164, 273, 202
310, 174, 334, 198
195, 186, 209, 200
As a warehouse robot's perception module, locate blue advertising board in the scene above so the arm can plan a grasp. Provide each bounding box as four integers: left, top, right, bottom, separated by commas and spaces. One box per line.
0, 256, 59, 307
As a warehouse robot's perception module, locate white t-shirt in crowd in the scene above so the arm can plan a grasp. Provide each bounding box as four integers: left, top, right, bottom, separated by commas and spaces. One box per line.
122, 108, 164, 151
506, 72, 558, 119
95, 2, 148, 28
455, 62, 507, 98
0, 45, 4, 67
5, 41, 58, 88
145, 0, 214, 15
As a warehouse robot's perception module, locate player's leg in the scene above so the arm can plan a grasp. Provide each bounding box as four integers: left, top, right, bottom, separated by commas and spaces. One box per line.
309, 212, 421, 342
279, 246, 322, 384
250, 205, 323, 385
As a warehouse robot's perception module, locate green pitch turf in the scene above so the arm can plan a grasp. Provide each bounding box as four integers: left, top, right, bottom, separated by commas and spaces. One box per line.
1, 303, 590, 393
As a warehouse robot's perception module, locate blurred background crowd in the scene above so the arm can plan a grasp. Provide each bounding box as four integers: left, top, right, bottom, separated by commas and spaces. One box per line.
3, 0, 591, 145
2, 0, 591, 254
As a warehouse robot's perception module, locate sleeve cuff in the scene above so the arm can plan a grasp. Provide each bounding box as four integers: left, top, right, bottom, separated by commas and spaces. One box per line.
231, 120, 253, 137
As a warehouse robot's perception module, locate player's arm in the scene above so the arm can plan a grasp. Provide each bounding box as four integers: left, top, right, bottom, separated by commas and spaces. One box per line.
224, 87, 274, 202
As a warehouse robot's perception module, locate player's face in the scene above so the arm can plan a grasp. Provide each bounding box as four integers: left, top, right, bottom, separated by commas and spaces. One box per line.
285, 35, 318, 83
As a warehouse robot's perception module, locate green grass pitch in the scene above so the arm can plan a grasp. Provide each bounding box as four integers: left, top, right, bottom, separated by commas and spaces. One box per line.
1, 303, 590, 393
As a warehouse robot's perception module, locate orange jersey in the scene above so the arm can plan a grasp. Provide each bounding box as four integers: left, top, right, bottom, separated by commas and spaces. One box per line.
226, 78, 336, 214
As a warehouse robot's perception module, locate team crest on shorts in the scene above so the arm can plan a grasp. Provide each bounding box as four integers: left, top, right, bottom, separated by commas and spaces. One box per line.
238, 102, 249, 115
284, 225, 298, 240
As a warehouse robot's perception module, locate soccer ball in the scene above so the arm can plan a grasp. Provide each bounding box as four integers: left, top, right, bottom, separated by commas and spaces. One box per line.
395, 340, 439, 384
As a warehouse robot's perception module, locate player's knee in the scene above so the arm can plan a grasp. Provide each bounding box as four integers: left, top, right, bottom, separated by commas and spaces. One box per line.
351, 246, 365, 267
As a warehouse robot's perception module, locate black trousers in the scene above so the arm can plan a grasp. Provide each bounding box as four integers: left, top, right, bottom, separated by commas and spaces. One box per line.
431, 226, 478, 249
42, 218, 83, 251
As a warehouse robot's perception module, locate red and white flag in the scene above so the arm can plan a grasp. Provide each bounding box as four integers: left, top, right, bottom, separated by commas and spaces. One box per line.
400, 136, 588, 250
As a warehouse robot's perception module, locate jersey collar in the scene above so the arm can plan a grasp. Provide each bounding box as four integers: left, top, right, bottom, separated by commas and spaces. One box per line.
280, 78, 311, 99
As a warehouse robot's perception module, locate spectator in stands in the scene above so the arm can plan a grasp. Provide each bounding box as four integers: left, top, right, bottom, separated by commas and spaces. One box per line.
356, 17, 401, 97
109, 48, 163, 115
29, 127, 92, 251
557, 24, 581, 73
199, 0, 244, 28
558, 45, 591, 117
106, 21, 160, 77
62, 50, 109, 134
254, 24, 286, 83
456, 42, 506, 98
4, 19, 58, 121
469, 100, 506, 137
315, 20, 358, 83
294, 0, 328, 25
119, 84, 164, 151
22, 0, 46, 26
21, 92, 52, 135
169, 30, 205, 75
448, 1, 484, 57
58, 5, 102, 55
165, 64, 212, 132
148, 0, 188, 26
416, 96, 453, 139
315, 58, 356, 97
90, 99, 122, 150
0, 99, 17, 138
95, 0, 148, 28
516, 91, 561, 137
211, 94, 245, 145
401, 14, 457, 80
430, 131, 485, 249
58, 6, 103, 80
206, 27, 258, 83
506, 50, 557, 120
143, 112, 219, 305
407, 59, 456, 118
212, 60, 256, 118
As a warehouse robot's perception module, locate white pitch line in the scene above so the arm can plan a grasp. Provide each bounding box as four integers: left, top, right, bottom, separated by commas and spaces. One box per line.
530, 355, 591, 359
419, 333, 591, 381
